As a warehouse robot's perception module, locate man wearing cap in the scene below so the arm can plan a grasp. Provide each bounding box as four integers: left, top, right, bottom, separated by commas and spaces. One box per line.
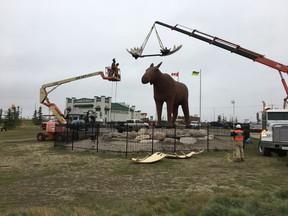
231, 124, 244, 162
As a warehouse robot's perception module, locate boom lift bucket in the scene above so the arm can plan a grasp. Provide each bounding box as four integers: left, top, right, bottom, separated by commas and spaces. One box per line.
105, 66, 121, 81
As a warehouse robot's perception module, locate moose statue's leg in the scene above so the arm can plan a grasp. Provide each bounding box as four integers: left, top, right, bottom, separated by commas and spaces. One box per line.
172, 104, 179, 126
155, 101, 163, 126
166, 100, 174, 127
182, 102, 191, 127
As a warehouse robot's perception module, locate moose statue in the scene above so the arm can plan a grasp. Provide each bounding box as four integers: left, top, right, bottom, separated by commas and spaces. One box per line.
141, 62, 191, 127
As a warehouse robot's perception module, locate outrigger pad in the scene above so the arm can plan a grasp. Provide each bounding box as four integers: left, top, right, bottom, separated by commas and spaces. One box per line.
131, 150, 204, 164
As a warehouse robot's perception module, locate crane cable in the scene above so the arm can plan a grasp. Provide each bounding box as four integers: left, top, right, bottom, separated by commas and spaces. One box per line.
138, 24, 155, 55
134, 24, 166, 55
154, 25, 165, 50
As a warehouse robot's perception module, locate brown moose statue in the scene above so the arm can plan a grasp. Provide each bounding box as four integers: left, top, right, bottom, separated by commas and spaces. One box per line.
141, 62, 191, 127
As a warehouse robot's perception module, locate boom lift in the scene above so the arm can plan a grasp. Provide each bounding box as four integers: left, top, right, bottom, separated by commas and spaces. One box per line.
128, 21, 288, 108
37, 67, 120, 141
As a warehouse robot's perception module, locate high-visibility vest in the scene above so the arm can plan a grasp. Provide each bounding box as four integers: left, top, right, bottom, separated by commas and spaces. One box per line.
234, 129, 244, 141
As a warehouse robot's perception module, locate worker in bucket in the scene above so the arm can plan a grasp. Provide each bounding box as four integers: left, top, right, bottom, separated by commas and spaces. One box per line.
231, 124, 244, 162
110, 58, 117, 77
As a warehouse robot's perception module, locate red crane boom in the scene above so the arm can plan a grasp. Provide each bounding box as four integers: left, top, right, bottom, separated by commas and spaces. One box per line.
155, 21, 288, 73
149, 21, 288, 107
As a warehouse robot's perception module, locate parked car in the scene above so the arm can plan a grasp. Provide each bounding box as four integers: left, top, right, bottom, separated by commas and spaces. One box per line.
115, 119, 149, 133
70, 119, 86, 130
209, 121, 224, 127
190, 121, 200, 129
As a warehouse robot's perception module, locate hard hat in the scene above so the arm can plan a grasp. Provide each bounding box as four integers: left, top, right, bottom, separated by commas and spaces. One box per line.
236, 124, 241, 129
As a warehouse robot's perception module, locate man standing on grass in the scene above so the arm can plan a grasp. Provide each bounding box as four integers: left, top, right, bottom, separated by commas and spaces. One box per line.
231, 124, 244, 162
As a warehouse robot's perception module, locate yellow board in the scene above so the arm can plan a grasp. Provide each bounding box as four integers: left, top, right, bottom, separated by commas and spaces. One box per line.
131, 152, 166, 164
165, 150, 204, 159
131, 150, 204, 164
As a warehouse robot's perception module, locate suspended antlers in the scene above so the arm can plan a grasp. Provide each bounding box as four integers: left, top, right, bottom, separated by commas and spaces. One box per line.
127, 23, 182, 59
127, 45, 182, 59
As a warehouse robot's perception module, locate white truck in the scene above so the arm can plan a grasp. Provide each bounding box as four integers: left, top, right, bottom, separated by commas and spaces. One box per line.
259, 107, 288, 156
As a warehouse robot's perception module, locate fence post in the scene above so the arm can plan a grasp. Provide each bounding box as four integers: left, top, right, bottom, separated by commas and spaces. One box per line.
96, 122, 99, 152
125, 124, 128, 156
66, 124, 69, 145
71, 126, 74, 151
206, 124, 209, 152
151, 123, 154, 154
174, 124, 177, 152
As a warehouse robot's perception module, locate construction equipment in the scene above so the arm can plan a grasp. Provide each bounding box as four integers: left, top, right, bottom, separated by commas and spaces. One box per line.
259, 101, 288, 156
128, 21, 288, 108
128, 21, 288, 156
37, 67, 120, 141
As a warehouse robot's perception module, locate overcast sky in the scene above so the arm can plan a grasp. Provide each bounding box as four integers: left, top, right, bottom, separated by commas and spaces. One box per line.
1, 0, 288, 122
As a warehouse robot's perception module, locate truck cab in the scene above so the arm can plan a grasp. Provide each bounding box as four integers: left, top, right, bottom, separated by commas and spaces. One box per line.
259, 109, 288, 156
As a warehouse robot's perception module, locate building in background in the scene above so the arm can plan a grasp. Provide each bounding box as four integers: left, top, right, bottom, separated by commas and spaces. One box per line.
65, 96, 143, 122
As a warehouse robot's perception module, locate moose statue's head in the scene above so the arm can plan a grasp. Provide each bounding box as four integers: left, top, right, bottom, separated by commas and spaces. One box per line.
141, 62, 163, 85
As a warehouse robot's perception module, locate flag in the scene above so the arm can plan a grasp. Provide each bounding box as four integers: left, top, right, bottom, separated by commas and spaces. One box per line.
192, 71, 200, 76
171, 72, 179, 77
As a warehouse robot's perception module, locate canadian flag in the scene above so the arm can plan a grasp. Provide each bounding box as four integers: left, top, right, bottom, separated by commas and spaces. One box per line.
171, 72, 179, 77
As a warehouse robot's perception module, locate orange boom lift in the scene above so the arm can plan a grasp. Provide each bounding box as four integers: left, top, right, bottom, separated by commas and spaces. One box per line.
37, 66, 120, 141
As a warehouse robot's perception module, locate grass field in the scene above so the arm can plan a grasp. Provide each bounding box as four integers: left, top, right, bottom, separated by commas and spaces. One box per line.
0, 120, 40, 141
0, 122, 288, 215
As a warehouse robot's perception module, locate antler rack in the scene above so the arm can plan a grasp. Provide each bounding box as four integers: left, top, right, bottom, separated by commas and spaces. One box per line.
127, 24, 182, 59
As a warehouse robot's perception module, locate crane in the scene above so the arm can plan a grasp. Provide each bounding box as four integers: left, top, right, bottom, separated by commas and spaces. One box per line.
128, 21, 288, 107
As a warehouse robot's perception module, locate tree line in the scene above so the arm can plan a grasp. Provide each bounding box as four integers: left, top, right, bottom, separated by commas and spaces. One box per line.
0, 105, 43, 130
0, 105, 21, 130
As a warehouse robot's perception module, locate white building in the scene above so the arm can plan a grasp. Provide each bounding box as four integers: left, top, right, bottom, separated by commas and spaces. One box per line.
65, 96, 143, 122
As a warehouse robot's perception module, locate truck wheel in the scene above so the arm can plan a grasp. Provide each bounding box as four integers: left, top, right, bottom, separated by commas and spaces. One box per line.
37, 132, 46, 141
258, 142, 272, 156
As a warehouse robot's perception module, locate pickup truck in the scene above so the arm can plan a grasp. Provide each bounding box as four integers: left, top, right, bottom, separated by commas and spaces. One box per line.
115, 119, 149, 133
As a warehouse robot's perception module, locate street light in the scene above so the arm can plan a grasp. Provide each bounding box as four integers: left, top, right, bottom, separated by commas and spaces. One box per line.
192, 69, 201, 123
231, 100, 235, 129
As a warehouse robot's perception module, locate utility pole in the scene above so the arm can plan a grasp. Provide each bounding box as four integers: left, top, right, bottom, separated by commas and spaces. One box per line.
231, 100, 235, 129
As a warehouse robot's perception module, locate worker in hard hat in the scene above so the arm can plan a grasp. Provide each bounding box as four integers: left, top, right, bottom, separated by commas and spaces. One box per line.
231, 124, 244, 162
